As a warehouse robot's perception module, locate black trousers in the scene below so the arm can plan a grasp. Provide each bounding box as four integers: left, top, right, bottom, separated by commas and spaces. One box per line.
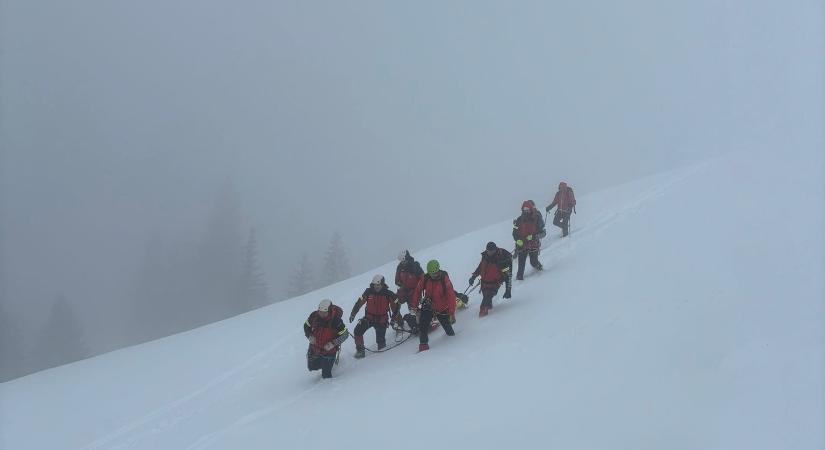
402, 313, 419, 332
307, 350, 336, 378
553, 211, 571, 235
354, 318, 387, 347
397, 287, 412, 304
480, 283, 501, 309
516, 250, 541, 278
418, 308, 455, 344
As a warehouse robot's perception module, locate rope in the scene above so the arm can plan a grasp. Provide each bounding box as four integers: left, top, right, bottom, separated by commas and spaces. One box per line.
342, 284, 478, 356
348, 328, 414, 354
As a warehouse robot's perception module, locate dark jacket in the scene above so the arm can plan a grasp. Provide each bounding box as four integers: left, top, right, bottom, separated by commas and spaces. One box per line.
395, 257, 424, 291
472, 248, 513, 288
513, 211, 546, 250
350, 284, 398, 325
304, 305, 348, 356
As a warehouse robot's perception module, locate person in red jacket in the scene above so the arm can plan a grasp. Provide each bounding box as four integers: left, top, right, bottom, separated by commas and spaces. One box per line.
512, 200, 546, 280
469, 241, 513, 317
349, 274, 399, 358
546, 181, 576, 237
393, 250, 424, 334
304, 299, 349, 379
410, 260, 456, 352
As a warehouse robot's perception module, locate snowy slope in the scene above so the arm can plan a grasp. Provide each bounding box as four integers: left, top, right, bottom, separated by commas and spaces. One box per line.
2, 149, 823, 450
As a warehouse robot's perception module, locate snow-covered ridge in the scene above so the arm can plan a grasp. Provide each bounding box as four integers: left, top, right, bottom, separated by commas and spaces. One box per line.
2, 149, 822, 450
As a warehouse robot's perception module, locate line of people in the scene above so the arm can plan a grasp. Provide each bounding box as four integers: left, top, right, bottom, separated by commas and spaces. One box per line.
303, 182, 576, 378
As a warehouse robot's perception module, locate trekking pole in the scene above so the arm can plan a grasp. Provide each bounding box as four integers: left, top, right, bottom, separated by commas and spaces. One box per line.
462, 282, 480, 297
469, 282, 480, 294
462, 279, 479, 295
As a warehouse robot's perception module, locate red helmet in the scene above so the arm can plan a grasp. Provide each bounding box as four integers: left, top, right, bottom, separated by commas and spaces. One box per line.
521, 200, 535, 211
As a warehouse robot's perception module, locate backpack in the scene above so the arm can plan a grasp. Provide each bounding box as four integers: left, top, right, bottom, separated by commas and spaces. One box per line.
567, 187, 576, 212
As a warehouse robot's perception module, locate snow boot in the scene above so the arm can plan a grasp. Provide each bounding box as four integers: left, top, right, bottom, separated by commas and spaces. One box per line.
377, 341, 386, 351
418, 343, 429, 352
354, 335, 366, 359
479, 306, 489, 317
404, 313, 419, 335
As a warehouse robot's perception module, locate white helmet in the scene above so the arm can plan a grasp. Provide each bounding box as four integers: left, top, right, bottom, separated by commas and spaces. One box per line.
371, 274, 385, 286
317, 299, 332, 312
397, 249, 409, 262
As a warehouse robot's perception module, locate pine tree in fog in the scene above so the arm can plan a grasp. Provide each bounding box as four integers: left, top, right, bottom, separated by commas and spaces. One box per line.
129, 181, 253, 344
0, 303, 24, 381
239, 228, 269, 310
318, 232, 351, 287
32, 294, 90, 372
130, 235, 189, 342
287, 253, 315, 298
197, 180, 244, 321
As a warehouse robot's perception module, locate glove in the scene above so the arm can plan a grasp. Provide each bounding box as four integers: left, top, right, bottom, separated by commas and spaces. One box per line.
516, 240, 524, 247
349, 314, 355, 323
450, 314, 456, 324
503, 288, 511, 299
323, 342, 334, 351
308, 336, 316, 345
469, 275, 476, 286
545, 205, 551, 213
526, 234, 533, 241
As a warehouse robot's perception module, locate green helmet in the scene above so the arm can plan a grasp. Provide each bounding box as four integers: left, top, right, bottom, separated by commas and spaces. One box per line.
426, 259, 440, 274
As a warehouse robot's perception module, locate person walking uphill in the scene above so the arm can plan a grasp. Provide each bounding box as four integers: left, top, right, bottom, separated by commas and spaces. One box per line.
349, 274, 398, 358
411, 260, 457, 352
394, 250, 424, 334
513, 200, 546, 280
469, 242, 512, 317
304, 299, 348, 379
546, 181, 576, 237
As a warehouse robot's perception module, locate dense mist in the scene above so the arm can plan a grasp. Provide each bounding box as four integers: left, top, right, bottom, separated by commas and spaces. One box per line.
1, 0, 822, 380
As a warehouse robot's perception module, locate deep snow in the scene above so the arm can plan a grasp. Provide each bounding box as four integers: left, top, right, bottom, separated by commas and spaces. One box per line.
1, 149, 823, 450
